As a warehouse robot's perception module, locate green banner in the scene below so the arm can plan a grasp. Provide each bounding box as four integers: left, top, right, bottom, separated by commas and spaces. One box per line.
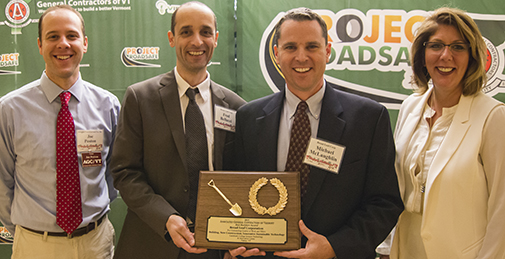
0, 0, 504, 256
238, 0, 505, 104
0, 0, 237, 100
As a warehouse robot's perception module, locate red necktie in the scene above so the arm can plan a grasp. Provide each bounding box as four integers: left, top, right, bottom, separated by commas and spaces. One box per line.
285, 101, 311, 198
56, 92, 82, 234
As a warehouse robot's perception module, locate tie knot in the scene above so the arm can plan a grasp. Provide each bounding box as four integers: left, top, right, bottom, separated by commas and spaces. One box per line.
296, 101, 308, 113
186, 88, 199, 101
59, 92, 71, 107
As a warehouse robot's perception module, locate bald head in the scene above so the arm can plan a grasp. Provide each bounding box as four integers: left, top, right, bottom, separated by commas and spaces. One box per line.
171, 1, 217, 34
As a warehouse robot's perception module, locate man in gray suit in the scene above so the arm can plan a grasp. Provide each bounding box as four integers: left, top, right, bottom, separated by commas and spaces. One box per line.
110, 2, 245, 258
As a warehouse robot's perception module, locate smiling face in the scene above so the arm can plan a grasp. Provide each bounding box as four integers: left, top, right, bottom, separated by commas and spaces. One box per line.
38, 8, 87, 89
168, 3, 218, 85
274, 19, 331, 100
425, 24, 469, 95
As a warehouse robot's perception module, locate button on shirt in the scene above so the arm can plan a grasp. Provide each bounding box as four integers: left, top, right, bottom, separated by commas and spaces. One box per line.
277, 82, 325, 171
0, 72, 120, 235
175, 67, 215, 171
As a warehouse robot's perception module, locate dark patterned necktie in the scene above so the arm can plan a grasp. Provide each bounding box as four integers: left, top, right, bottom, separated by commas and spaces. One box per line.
56, 92, 82, 234
185, 88, 208, 222
285, 101, 311, 198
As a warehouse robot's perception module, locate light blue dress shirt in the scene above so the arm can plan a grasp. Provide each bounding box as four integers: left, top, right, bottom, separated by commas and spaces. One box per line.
0, 72, 120, 235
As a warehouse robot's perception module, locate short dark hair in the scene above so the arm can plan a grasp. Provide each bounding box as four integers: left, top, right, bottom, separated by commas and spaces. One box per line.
38, 5, 85, 40
171, 1, 217, 34
273, 7, 328, 46
410, 7, 487, 96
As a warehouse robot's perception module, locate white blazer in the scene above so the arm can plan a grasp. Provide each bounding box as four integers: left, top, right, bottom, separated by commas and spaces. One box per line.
391, 88, 505, 259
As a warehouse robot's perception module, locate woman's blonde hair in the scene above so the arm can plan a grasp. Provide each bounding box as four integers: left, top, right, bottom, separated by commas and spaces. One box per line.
410, 7, 487, 95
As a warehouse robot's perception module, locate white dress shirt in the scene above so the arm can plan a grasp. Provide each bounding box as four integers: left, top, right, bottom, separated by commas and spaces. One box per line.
175, 67, 214, 171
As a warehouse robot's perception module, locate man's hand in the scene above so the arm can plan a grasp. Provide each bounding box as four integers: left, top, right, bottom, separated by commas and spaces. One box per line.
228, 247, 266, 258
274, 220, 336, 259
166, 215, 207, 254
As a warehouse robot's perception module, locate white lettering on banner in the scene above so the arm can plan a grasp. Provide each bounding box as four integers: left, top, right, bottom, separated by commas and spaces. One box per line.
37, 1, 67, 8
155, 0, 179, 15
12, 3, 25, 19
35, 0, 131, 13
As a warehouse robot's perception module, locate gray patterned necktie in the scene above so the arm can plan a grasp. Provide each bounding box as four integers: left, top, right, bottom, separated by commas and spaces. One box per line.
185, 88, 208, 222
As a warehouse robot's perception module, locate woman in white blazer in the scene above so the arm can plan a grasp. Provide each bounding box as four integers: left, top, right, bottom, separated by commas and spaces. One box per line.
385, 7, 505, 259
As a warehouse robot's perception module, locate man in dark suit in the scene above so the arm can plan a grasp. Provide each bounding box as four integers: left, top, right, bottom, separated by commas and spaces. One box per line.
229, 7, 403, 259
110, 2, 245, 258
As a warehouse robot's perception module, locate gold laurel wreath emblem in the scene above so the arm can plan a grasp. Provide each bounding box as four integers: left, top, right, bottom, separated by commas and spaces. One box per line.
248, 177, 288, 216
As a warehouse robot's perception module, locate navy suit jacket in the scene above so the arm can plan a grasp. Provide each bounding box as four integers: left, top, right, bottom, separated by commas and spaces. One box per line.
232, 83, 403, 259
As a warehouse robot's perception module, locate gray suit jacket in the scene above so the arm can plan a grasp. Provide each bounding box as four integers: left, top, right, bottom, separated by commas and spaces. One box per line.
111, 71, 245, 259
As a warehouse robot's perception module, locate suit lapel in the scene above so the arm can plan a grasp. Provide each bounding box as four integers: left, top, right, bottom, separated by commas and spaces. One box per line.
395, 89, 430, 198
211, 82, 230, 170
425, 94, 472, 194
159, 71, 187, 170
395, 92, 428, 156
256, 92, 284, 171
302, 86, 345, 217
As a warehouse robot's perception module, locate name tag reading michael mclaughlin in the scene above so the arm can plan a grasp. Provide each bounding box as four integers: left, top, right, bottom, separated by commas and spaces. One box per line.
304, 138, 345, 174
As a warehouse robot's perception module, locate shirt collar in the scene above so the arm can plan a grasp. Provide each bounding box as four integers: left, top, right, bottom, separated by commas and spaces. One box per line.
175, 67, 211, 103
423, 102, 459, 120
285, 80, 325, 120
40, 71, 84, 104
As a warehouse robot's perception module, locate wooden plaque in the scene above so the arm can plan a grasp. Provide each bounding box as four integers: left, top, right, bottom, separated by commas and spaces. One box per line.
194, 171, 301, 251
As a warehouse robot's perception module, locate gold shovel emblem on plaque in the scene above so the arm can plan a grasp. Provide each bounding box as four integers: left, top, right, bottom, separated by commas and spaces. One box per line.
208, 180, 242, 216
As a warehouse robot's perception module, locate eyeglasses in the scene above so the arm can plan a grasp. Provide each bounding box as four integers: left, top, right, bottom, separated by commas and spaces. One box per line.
424, 42, 470, 53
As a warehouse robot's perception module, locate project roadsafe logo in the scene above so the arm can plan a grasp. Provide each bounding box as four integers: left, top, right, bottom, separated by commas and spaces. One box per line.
121, 47, 161, 67
1, 0, 36, 33
0, 52, 21, 75
260, 9, 505, 109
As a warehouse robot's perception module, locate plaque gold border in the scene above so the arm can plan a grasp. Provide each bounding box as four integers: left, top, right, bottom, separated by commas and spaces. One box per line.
194, 171, 301, 251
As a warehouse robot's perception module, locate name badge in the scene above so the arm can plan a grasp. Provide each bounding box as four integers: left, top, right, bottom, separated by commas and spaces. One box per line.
76, 130, 104, 152
82, 152, 103, 168
303, 138, 345, 174
214, 105, 237, 132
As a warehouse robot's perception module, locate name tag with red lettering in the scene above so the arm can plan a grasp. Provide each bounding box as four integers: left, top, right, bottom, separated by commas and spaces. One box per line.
77, 130, 104, 152
214, 105, 237, 132
303, 138, 345, 174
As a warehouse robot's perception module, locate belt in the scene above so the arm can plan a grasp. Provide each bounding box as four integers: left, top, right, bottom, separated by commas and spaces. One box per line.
22, 214, 106, 238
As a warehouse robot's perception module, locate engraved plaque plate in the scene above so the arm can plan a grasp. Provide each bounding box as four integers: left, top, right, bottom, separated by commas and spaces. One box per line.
194, 171, 301, 251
